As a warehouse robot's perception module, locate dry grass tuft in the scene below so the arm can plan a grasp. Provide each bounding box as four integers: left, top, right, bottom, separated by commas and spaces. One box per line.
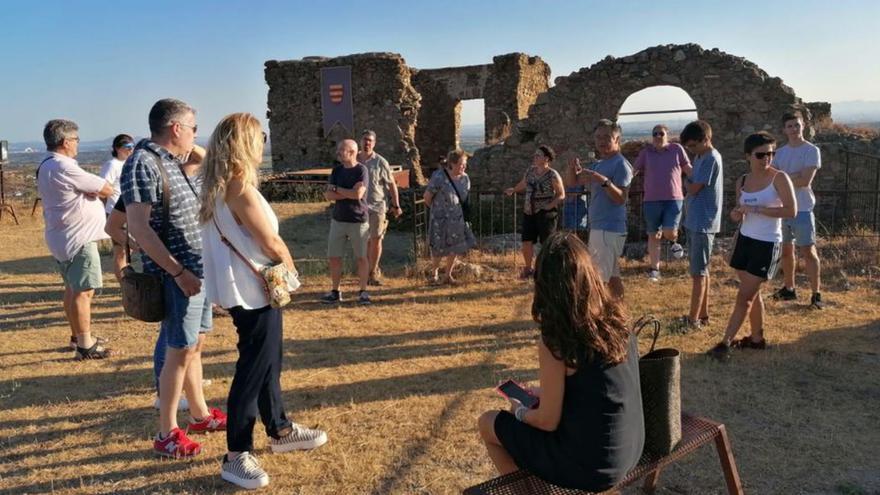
1, 201, 878, 494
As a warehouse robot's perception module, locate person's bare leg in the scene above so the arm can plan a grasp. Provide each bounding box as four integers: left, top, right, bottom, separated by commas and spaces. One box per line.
159, 346, 197, 435
183, 334, 209, 420
445, 255, 458, 281
478, 411, 519, 475
721, 271, 764, 345
747, 291, 765, 341
689, 275, 706, 322
356, 256, 369, 292
111, 245, 126, 284
662, 228, 678, 243
521, 241, 534, 272
801, 245, 821, 294
781, 243, 796, 289
70, 288, 95, 348
367, 237, 380, 279
328, 257, 343, 291
63, 287, 76, 343
647, 232, 661, 271
609, 276, 624, 300
700, 273, 711, 321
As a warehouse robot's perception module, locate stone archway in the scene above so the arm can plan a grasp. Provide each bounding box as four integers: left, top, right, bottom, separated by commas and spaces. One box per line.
471, 44, 811, 189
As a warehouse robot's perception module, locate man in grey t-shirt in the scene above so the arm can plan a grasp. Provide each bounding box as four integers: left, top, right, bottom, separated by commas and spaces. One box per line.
358, 130, 402, 286
772, 112, 824, 309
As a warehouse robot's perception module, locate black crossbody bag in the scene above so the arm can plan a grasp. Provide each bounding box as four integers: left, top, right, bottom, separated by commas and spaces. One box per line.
443, 169, 471, 222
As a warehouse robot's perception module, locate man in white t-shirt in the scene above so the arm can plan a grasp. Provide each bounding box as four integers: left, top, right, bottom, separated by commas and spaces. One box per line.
37, 119, 114, 358
772, 112, 824, 309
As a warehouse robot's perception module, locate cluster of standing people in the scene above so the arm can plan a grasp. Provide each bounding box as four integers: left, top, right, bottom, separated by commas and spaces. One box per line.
35, 97, 825, 490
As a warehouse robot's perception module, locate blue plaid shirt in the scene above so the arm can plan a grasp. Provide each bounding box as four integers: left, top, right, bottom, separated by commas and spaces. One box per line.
120, 139, 203, 278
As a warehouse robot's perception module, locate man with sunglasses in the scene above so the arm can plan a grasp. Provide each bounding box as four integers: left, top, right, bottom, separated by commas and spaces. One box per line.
772, 112, 824, 309
122, 98, 224, 459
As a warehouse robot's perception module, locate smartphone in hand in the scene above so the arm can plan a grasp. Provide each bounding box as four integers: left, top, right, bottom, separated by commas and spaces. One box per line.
496, 379, 540, 409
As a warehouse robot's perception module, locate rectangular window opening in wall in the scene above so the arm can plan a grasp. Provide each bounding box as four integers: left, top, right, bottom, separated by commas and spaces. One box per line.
459, 99, 485, 153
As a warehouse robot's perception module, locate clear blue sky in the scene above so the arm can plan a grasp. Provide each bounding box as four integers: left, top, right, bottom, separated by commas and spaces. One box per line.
1, 0, 878, 142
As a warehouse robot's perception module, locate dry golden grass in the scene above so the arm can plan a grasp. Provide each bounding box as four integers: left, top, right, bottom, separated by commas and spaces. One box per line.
1, 201, 879, 495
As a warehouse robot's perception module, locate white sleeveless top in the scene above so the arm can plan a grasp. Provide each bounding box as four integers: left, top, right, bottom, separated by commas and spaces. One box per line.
201, 189, 278, 310
739, 175, 783, 243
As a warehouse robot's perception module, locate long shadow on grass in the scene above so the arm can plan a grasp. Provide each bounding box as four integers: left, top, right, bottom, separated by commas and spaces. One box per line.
288, 283, 529, 311
668, 321, 880, 494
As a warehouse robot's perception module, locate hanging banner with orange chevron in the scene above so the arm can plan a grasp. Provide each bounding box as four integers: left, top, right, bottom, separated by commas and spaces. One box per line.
320, 66, 354, 135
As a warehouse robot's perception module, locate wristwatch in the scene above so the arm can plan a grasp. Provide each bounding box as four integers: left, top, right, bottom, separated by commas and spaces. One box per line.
601, 179, 610, 188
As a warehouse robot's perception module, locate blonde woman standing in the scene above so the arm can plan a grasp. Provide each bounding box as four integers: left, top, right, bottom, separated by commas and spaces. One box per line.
199, 113, 327, 489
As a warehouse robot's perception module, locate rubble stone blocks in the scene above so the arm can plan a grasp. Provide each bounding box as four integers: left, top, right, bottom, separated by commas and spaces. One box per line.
264, 52, 423, 183
470, 44, 817, 190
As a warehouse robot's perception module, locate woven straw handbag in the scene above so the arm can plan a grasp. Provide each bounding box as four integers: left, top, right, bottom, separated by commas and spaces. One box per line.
634, 315, 682, 456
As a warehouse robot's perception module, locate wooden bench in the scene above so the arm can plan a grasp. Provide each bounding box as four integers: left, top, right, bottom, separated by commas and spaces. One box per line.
463, 414, 743, 495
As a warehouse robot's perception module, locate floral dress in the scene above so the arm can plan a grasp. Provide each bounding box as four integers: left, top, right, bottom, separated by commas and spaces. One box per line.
426, 169, 476, 256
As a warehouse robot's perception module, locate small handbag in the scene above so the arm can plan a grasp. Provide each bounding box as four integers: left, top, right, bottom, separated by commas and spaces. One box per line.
634, 315, 682, 456
120, 149, 171, 322
212, 217, 300, 309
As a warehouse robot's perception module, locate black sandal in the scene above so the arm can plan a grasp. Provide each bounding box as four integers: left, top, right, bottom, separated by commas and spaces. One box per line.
731, 336, 767, 350
75, 342, 112, 360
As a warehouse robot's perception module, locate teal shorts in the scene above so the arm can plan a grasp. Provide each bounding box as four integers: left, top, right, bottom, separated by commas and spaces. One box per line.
57, 241, 103, 291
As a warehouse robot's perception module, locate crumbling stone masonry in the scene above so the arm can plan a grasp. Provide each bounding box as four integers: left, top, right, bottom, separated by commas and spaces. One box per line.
264, 53, 422, 181
471, 44, 818, 190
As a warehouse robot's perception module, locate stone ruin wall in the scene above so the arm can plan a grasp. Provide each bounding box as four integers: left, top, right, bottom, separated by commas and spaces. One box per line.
470, 44, 819, 191
265, 52, 549, 185
265, 52, 422, 181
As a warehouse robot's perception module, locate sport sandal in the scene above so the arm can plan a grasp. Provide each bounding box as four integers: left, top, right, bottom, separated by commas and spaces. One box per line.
75, 341, 112, 360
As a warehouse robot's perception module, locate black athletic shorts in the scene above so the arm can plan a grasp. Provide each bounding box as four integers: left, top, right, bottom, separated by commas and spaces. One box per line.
729, 232, 781, 280
522, 209, 558, 244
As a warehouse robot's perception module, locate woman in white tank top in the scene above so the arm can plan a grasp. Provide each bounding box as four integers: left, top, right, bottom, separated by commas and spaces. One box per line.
199, 114, 327, 489
707, 132, 796, 360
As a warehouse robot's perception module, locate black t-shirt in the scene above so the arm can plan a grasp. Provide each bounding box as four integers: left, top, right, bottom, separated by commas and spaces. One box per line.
329, 163, 368, 223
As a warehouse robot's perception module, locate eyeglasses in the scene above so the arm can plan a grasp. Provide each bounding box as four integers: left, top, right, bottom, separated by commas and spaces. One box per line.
652, 132, 666, 137
67, 136, 80, 142
753, 151, 776, 159
174, 122, 198, 134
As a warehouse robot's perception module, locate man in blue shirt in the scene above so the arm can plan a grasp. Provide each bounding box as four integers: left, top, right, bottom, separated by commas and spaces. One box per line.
568, 119, 633, 299
678, 120, 723, 332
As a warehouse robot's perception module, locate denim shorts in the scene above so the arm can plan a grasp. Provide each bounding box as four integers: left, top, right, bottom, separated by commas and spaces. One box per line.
644, 200, 683, 233
687, 229, 715, 277
782, 211, 816, 247
160, 275, 213, 349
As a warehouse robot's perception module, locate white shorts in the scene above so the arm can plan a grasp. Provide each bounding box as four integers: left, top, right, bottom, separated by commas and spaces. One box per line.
588, 229, 627, 282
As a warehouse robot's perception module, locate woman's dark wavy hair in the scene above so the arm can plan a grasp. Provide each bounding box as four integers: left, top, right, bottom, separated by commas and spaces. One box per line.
531, 232, 631, 367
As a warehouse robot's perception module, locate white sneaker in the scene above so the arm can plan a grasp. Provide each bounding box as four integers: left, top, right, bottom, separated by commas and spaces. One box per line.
221, 451, 270, 490
153, 396, 189, 411
270, 423, 328, 453
670, 242, 685, 259
647, 269, 661, 282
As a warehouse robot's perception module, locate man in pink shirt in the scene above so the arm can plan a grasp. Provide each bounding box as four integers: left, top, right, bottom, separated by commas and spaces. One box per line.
634, 124, 692, 281
37, 119, 114, 359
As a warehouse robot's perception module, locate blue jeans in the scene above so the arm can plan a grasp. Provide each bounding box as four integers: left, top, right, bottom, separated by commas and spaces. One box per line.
153, 275, 213, 393
644, 200, 683, 233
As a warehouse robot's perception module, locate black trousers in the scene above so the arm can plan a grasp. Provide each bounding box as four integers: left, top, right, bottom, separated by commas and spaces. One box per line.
227, 305, 292, 452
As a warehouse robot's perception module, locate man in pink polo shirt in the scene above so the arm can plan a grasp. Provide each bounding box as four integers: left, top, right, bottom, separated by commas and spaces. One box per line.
37, 119, 114, 359
634, 124, 692, 281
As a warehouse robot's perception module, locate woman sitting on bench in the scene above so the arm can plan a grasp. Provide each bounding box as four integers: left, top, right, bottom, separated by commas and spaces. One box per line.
477, 232, 645, 492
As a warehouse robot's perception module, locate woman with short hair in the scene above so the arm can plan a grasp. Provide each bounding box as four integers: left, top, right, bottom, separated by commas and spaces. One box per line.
504, 145, 566, 279
424, 149, 476, 283
199, 113, 327, 489
477, 232, 644, 491
707, 131, 797, 360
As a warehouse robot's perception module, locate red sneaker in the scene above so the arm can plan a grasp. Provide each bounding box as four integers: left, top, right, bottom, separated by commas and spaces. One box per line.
154, 427, 201, 458
187, 407, 227, 433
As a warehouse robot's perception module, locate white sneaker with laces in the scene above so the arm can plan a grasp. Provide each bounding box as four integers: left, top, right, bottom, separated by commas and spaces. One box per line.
221, 451, 270, 490
270, 423, 328, 453
153, 396, 189, 411
670, 242, 685, 259
647, 269, 661, 282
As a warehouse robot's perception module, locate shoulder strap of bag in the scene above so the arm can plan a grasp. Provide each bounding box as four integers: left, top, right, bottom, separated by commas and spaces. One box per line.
35, 156, 53, 180
443, 168, 466, 206
211, 215, 270, 296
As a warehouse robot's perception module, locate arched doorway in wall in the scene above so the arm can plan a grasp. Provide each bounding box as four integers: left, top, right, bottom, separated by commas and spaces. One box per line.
616, 85, 699, 143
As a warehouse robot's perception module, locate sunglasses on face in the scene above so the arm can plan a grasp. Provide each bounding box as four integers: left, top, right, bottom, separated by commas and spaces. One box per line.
121, 143, 135, 149
753, 151, 776, 159
652, 132, 665, 137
